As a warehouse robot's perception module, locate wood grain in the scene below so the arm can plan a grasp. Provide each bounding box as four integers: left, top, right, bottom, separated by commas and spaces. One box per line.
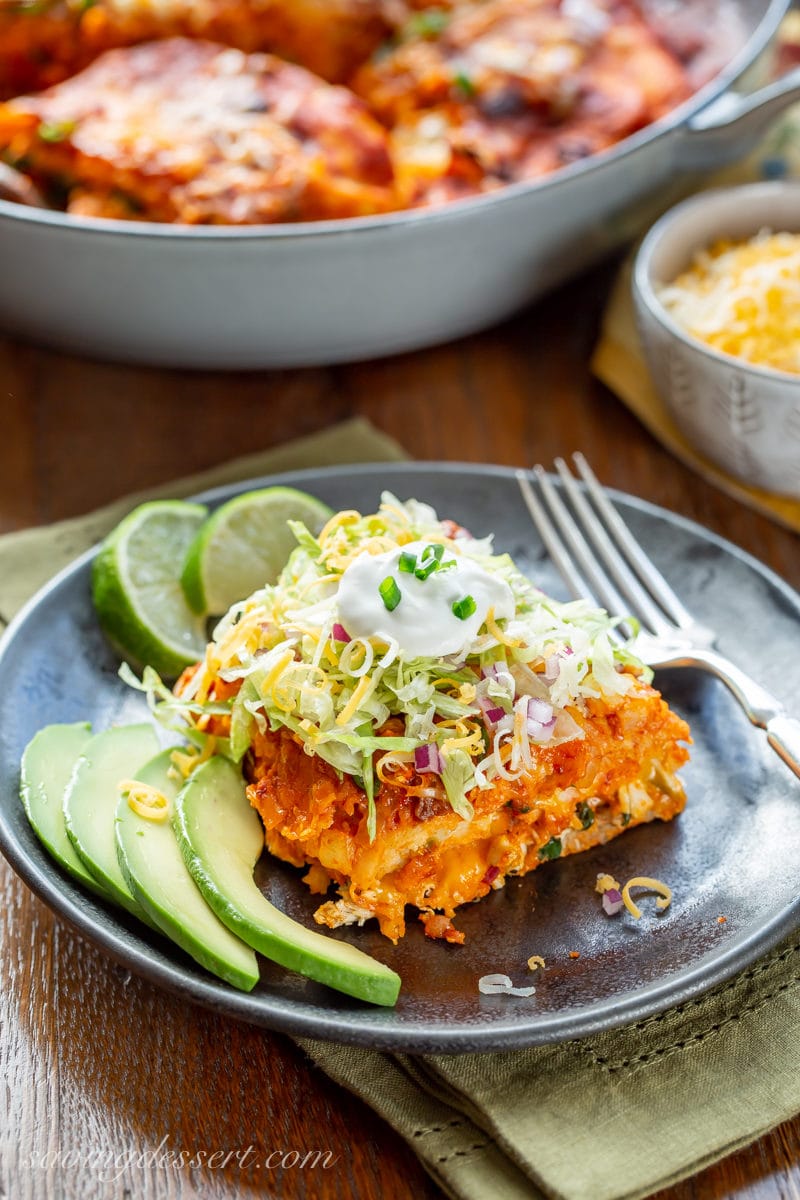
1, 256, 798, 1200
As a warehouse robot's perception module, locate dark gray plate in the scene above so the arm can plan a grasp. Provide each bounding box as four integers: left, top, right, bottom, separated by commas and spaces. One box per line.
1, 462, 799, 1053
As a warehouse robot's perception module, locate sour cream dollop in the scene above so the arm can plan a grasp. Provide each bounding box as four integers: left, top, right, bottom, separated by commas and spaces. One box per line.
336, 540, 514, 658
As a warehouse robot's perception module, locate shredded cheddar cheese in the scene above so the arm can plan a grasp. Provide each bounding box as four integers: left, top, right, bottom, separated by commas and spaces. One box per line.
376, 750, 414, 784
210, 605, 268, 673
440, 730, 485, 757
485, 606, 525, 648
621, 876, 672, 920
170, 735, 216, 779
261, 649, 295, 699
318, 510, 361, 546
659, 231, 800, 374
335, 673, 375, 726
119, 779, 171, 822
527, 955, 546, 971
595, 872, 621, 894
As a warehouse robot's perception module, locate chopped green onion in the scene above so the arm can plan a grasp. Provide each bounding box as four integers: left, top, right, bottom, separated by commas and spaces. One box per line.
453, 71, 476, 98
576, 801, 594, 830
379, 575, 402, 611
414, 562, 436, 581
37, 120, 75, 143
452, 595, 477, 620
539, 837, 562, 861
437, 558, 457, 572
402, 8, 449, 40
399, 550, 417, 574
414, 542, 445, 581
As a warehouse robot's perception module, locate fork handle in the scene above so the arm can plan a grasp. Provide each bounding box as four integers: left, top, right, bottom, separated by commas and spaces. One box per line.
766, 716, 800, 781
682, 649, 800, 783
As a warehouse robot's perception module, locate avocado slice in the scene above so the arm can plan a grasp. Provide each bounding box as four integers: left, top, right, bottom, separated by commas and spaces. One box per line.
20, 722, 112, 901
173, 756, 401, 1007
64, 723, 159, 921
115, 749, 259, 992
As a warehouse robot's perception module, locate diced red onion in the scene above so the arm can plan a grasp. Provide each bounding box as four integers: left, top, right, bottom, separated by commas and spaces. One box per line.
332, 623, 351, 643
477, 694, 507, 729
527, 717, 557, 742
527, 695, 557, 742
478, 973, 512, 994
543, 655, 560, 684
602, 888, 624, 916
482, 865, 500, 885
527, 697, 554, 725
481, 663, 512, 684
477, 973, 535, 997
415, 743, 444, 774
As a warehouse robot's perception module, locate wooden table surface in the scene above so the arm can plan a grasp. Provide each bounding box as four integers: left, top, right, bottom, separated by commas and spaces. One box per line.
2, 259, 799, 1200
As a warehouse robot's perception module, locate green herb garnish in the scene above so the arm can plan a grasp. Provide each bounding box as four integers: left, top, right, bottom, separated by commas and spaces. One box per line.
539, 837, 562, 861
415, 542, 445, 581
37, 120, 75, 144
452, 594, 477, 620
399, 550, 417, 574
402, 8, 449, 40
379, 575, 402, 611
453, 71, 476, 98
576, 801, 594, 830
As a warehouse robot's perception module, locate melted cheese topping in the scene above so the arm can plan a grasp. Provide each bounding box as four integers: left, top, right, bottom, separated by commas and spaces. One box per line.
659, 231, 800, 374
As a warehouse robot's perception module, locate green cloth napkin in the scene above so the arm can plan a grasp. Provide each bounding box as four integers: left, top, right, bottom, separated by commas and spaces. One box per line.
0, 418, 405, 632
2, 416, 799, 1200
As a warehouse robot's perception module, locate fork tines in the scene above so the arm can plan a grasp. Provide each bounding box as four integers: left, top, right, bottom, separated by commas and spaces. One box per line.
516, 453, 698, 641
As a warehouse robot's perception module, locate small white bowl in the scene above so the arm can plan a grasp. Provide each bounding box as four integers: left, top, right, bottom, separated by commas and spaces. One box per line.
632, 181, 800, 499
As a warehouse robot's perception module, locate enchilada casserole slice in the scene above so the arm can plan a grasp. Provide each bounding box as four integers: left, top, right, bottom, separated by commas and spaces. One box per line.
353, 0, 694, 208
173, 494, 689, 944
0, 38, 395, 221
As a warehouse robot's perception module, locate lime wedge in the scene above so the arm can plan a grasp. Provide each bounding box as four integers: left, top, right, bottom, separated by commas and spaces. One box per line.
181, 486, 333, 616
92, 500, 209, 677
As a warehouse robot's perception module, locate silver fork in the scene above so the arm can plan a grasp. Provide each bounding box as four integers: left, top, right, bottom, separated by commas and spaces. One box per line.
516, 453, 800, 782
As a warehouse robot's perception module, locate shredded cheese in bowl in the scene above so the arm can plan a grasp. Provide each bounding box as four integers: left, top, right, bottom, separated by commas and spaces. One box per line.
658, 230, 800, 375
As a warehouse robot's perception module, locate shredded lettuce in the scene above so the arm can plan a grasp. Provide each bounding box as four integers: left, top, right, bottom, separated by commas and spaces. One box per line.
287, 520, 323, 559
119, 663, 233, 758
123, 493, 652, 841
440, 749, 475, 821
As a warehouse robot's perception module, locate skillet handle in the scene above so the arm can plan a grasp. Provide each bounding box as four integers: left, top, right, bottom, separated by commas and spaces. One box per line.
675, 66, 800, 170
766, 715, 800, 783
